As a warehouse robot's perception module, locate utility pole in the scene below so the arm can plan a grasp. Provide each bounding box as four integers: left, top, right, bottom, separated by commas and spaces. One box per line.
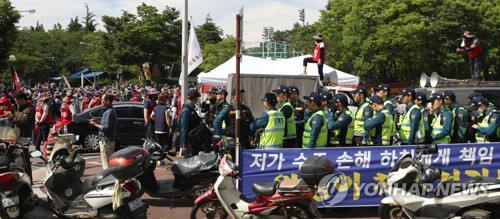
181, 0, 188, 105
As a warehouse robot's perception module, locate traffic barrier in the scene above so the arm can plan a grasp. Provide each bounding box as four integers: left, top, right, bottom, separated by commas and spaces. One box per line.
239, 143, 500, 207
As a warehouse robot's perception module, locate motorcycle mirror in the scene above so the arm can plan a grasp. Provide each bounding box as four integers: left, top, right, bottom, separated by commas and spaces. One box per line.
422, 144, 438, 155
30, 150, 43, 158
71, 135, 80, 144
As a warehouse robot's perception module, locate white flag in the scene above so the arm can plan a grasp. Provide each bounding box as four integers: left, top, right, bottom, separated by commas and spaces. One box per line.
63, 75, 72, 88
81, 72, 84, 87
187, 18, 203, 75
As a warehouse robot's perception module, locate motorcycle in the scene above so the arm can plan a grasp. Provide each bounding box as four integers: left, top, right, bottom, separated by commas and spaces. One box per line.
191, 155, 335, 219
380, 144, 500, 219
0, 136, 40, 219
43, 140, 147, 218
138, 138, 220, 202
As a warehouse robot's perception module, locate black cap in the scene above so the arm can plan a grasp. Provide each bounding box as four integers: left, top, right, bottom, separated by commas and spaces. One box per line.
373, 84, 391, 92
187, 89, 201, 99
231, 88, 245, 97
272, 85, 289, 94
333, 93, 348, 105
218, 88, 228, 97
473, 96, 489, 106
468, 92, 481, 100
400, 87, 416, 98
262, 93, 278, 104
443, 91, 456, 101
320, 91, 334, 102
351, 86, 367, 96
288, 86, 299, 94
208, 87, 219, 94
429, 92, 444, 101
303, 92, 322, 105
368, 95, 384, 104
415, 92, 427, 102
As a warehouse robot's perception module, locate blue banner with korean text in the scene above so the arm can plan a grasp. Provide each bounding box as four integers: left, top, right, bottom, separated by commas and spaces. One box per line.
239, 143, 500, 207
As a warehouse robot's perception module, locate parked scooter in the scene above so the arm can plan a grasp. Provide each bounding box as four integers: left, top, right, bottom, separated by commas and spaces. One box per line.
380, 144, 500, 219
192, 155, 334, 219
0, 137, 40, 218
44, 141, 147, 218
138, 138, 220, 201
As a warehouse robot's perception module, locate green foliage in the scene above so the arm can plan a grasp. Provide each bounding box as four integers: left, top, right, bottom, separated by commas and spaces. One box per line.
0, 0, 20, 68
199, 36, 236, 72
196, 14, 223, 45
67, 16, 83, 32
83, 3, 97, 32
317, 0, 500, 83
101, 3, 182, 78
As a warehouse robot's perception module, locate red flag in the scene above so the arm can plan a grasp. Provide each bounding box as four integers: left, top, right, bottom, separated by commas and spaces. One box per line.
11, 66, 21, 91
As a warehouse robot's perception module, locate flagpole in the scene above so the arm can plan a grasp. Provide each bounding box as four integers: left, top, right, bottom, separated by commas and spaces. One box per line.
181, 0, 188, 105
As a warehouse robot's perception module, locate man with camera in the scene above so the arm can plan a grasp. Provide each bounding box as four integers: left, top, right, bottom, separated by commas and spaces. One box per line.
456, 31, 484, 81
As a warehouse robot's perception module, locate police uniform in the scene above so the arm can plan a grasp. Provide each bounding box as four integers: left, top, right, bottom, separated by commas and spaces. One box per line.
415, 92, 432, 144
272, 85, 296, 148
351, 86, 374, 146
398, 88, 423, 144
328, 94, 354, 147
430, 93, 453, 144
213, 89, 254, 149
364, 96, 393, 146
373, 84, 395, 115
201, 87, 218, 128
444, 91, 467, 143
250, 93, 285, 149
179, 89, 203, 157
302, 92, 327, 148
288, 86, 306, 148
475, 97, 499, 143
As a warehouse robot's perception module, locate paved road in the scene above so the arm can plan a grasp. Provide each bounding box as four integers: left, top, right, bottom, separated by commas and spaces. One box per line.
29, 151, 380, 219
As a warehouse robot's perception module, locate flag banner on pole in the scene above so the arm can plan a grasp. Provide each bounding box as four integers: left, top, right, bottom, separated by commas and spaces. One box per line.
187, 17, 203, 75
63, 76, 72, 88
11, 66, 21, 90
81, 71, 84, 87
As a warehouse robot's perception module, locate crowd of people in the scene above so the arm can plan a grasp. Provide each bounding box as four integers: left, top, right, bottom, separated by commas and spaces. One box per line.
0, 79, 498, 163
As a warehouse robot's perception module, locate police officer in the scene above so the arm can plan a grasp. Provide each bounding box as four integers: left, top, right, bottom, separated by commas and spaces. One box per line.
272, 85, 296, 148
443, 91, 467, 143
429, 93, 453, 144
180, 89, 202, 157
215, 88, 229, 116
364, 96, 393, 146
328, 93, 353, 147
352, 86, 374, 146
201, 87, 218, 127
288, 86, 306, 148
302, 92, 327, 148
415, 92, 433, 144
373, 84, 394, 115
320, 91, 334, 116
250, 93, 285, 149
398, 87, 423, 145
472, 97, 499, 143
213, 89, 254, 149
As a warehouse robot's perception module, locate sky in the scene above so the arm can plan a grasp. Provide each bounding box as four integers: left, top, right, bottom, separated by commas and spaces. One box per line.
11, 0, 328, 42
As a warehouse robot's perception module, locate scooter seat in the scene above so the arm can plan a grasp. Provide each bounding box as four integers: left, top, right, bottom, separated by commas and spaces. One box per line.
252, 181, 279, 196
81, 169, 116, 194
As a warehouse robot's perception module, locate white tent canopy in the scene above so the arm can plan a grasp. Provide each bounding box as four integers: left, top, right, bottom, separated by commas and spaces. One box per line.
197, 55, 359, 86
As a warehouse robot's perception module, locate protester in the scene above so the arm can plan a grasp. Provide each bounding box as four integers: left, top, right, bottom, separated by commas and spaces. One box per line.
144, 88, 159, 140
302, 33, 326, 82
60, 96, 75, 134
457, 31, 484, 81
88, 94, 117, 169
150, 92, 171, 153
34, 94, 52, 151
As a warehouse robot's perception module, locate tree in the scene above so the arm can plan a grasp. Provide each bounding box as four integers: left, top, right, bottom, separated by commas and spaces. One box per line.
299, 9, 305, 26
30, 21, 45, 32
0, 0, 21, 68
196, 14, 223, 45
52, 23, 63, 31
67, 16, 83, 32
82, 3, 97, 32
101, 3, 182, 79
199, 36, 236, 72
262, 27, 274, 41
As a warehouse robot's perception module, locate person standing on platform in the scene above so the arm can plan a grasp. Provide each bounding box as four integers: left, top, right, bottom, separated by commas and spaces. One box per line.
302, 34, 326, 83
273, 85, 296, 148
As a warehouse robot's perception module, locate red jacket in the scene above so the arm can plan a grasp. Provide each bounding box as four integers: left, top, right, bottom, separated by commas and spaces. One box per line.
465, 38, 484, 58
312, 42, 326, 62
0, 97, 13, 118
60, 103, 72, 125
